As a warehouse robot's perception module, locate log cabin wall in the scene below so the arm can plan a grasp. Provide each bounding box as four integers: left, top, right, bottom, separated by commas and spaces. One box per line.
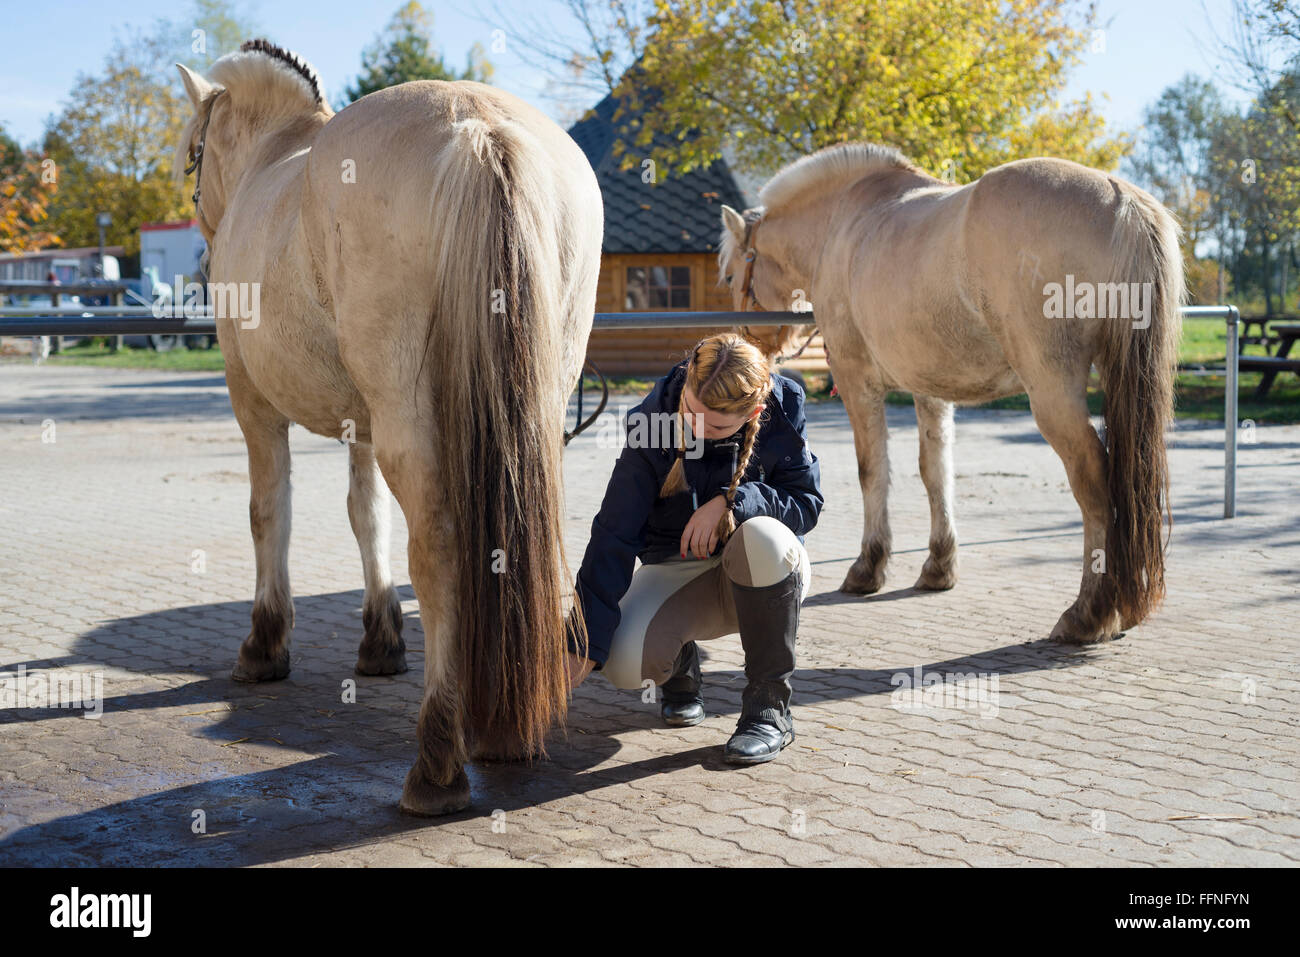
587, 252, 828, 377
568, 85, 827, 379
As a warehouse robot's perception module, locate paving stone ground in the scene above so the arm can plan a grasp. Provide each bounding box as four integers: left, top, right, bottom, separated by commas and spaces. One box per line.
0, 361, 1296, 867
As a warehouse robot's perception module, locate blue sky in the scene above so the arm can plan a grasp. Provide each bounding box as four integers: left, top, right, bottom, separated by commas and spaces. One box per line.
0, 0, 1252, 149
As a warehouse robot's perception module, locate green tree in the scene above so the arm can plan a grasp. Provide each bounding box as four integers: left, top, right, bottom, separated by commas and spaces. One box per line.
36, 1, 259, 254
162, 0, 263, 71
1125, 76, 1228, 250
343, 2, 493, 104
1207, 83, 1300, 314
608, 0, 1127, 179
41, 31, 192, 254
1226, 0, 1300, 130
0, 124, 60, 252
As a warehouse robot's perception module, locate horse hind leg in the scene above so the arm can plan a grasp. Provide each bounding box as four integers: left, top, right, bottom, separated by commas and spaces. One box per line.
367, 420, 470, 816
913, 394, 958, 590
347, 442, 406, 676
1026, 384, 1123, 643
398, 502, 470, 815
229, 387, 294, 682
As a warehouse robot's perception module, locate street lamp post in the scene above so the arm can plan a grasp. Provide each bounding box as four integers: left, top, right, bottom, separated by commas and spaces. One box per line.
95, 212, 111, 274
94, 212, 117, 352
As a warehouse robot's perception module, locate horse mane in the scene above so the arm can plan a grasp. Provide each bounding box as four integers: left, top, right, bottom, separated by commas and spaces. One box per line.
758, 143, 918, 213
173, 40, 332, 187
208, 39, 330, 116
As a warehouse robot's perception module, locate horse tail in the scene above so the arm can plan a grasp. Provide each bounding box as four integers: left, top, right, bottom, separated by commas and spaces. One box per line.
425, 112, 573, 756
1096, 182, 1184, 627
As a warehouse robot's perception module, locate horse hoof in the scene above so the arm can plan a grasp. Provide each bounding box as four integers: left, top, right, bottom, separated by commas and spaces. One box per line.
914, 565, 957, 591
355, 648, 408, 676
399, 766, 471, 817
1049, 608, 1122, 645
472, 739, 542, 764
231, 648, 290, 682
839, 560, 885, 595
357, 597, 406, 675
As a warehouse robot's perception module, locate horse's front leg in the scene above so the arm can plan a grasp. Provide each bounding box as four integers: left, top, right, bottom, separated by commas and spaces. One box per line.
347, 442, 406, 675
837, 381, 892, 594
913, 394, 958, 590
228, 378, 295, 682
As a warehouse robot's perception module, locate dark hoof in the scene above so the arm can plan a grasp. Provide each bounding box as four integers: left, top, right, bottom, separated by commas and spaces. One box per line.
472, 747, 541, 764
1050, 606, 1123, 645
231, 646, 290, 683
355, 646, 408, 676
914, 562, 958, 591
399, 765, 471, 817
471, 732, 541, 763
839, 555, 886, 595
357, 596, 406, 675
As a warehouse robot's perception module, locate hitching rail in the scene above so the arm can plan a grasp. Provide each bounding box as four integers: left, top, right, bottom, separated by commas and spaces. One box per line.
0, 306, 1245, 518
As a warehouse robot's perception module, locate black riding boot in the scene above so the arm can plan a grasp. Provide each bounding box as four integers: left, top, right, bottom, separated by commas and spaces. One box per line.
660, 640, 705, 726
724, 568, 801, 764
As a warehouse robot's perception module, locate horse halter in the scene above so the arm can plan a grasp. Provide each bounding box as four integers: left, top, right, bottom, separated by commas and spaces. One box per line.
185, 90, 224, 210
736, 213, 820, 363
737, 215, 764, 315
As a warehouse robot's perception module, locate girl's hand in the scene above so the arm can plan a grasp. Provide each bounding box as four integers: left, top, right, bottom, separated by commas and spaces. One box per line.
681, 494, 728, 559
567, 653, 595, 690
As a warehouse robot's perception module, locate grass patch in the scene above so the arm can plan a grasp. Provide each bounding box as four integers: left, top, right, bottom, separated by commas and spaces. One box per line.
18, 319, 1300, 425
37, 341, 226, 372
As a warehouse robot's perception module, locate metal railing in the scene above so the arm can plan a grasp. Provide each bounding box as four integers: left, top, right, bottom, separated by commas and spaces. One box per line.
1181, 306, 1240, 518
0, 305, 1248, 519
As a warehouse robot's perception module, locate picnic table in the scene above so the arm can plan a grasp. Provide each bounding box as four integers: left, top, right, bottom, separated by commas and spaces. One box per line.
1240, 322, 1300, 399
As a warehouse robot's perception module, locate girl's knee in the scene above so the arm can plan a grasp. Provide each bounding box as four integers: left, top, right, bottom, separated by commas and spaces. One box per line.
722, 516, 804, 589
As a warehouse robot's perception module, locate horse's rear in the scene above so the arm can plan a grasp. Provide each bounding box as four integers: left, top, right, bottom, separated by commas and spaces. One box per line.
299, 81, 602, 814
723, 142, 1180, 645
180, 45, 602, 816
848, 156, 1183, 641
960, 158, 1182, 641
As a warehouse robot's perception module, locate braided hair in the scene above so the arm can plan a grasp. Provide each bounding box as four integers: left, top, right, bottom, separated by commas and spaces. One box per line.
659, 332, 773, 543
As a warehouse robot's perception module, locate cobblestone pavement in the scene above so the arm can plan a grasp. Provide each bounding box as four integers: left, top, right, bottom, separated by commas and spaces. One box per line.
0, 363, 1296, 867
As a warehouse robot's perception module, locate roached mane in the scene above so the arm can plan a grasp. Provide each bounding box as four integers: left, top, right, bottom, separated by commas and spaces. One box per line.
228, 38, 325, 106
758, 143, 918, 214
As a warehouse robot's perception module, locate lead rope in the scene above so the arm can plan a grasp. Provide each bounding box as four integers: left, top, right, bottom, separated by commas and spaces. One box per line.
564, 358, 608, 445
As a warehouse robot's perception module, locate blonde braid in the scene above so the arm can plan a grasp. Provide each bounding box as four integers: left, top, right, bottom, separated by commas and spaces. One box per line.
658, 385, 690, 497
716, 407, 765, 542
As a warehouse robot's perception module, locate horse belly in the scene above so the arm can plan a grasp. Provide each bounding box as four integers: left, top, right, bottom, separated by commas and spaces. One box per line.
224, 300, 371, 441
866, 297, 1023, 403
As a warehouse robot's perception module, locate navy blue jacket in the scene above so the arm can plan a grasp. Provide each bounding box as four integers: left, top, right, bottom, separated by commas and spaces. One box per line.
567, 360, 823, 668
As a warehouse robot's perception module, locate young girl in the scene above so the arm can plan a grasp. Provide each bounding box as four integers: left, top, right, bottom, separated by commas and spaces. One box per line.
565, 332, 823, 763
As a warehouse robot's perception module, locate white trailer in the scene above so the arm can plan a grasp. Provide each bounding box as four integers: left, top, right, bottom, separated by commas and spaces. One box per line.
139, 220, 206, 296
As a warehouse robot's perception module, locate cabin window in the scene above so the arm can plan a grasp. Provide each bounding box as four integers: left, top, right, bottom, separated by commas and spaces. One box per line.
625, 265, 692, 310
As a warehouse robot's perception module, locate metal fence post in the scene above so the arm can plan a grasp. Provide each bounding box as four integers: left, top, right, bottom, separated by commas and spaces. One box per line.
1224, 306, 1239, 519
111, 290, 122, 353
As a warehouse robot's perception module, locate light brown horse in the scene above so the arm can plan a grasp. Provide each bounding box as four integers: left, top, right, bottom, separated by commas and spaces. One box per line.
719, 143, 1182, 644
175, 40, 603, 814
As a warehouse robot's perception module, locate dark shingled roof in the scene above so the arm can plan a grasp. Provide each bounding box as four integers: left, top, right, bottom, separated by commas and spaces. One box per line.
567, 92, 748, 255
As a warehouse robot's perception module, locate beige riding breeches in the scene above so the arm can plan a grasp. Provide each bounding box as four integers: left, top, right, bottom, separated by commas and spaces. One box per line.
601, 515, 811, 690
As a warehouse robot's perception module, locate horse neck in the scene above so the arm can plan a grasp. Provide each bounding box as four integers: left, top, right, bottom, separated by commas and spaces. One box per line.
766, 192, 841, 288
778, 167, 943, 280
213, 111, 327, 217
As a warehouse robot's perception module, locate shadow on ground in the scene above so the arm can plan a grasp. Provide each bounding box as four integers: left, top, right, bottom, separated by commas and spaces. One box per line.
0, 586, 1098, 865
